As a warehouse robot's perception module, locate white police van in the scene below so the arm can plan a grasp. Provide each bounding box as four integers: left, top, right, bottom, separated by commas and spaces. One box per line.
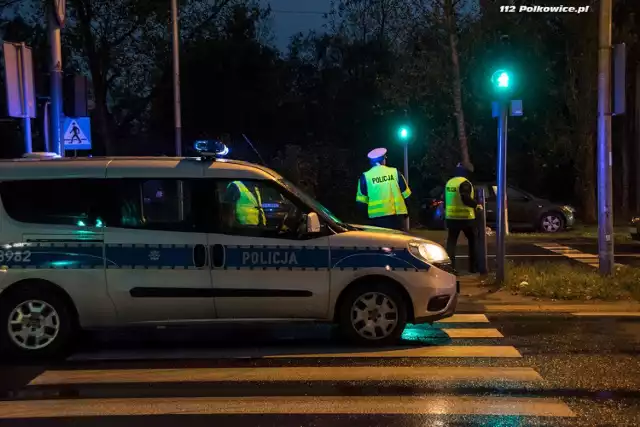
0, 144, 458, 358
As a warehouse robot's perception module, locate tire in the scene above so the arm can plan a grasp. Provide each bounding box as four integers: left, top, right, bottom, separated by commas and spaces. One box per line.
539, 212, 564, 233
0, 284, 75, 360
337, 282, 408, 346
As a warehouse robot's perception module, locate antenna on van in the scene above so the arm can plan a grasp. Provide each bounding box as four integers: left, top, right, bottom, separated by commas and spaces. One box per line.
241, 133, 267, 166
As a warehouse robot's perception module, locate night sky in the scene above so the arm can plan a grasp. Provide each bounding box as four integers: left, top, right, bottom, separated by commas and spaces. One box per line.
263, 0, 331, 50
3, 1, 331, 52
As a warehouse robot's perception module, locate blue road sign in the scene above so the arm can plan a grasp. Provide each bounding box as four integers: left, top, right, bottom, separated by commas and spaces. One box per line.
63, 116, 91, 150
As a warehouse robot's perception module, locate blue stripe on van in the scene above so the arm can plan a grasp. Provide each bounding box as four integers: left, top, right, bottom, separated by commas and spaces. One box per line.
0, 243, 429, 271
104, 244, 194, 269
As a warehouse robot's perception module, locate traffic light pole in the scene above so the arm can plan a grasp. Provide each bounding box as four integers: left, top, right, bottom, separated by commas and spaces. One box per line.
495, 100, 508, 284
597, 0, 614, 275
171, 0, 183, 157
403, 143, 410, 232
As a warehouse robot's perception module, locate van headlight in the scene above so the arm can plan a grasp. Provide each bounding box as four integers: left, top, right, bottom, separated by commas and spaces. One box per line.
408, 240, 450, 264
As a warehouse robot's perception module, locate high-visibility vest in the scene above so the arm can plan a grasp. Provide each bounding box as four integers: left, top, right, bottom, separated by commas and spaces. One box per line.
444, 177, 476, 220
228, 181, 266, 226
360, 165, 410, 218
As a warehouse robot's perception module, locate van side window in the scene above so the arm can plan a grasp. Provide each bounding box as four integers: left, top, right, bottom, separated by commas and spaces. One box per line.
0, 179, 107, 227
0, 179, 197, 232
213, 179, 309, 239
112, 179, 195, 232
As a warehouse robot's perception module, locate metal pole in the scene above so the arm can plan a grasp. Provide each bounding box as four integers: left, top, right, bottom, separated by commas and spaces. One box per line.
495, 100, 508, 283
636, 66, 640, 213
597, 0, 614, 275
476, 187, 488, 274
403, 142, 410, 232
19, 43, 32, 154
171, 0, 182, 157
48, 9, 63, 156
44, 101, 50, 152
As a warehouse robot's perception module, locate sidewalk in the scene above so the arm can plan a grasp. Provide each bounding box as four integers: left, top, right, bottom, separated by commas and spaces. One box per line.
456, 274, 640, 313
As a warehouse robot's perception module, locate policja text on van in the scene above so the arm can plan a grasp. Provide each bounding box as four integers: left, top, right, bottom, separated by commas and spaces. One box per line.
242, 251, 299, 266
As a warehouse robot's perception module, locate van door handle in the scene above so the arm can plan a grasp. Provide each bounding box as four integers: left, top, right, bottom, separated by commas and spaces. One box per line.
193, 244, 207, 268
211, 244, 225, 268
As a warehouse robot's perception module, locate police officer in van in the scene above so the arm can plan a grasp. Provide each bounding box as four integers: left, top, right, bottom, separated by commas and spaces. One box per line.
444, 163, 482, 273
356, 148, 411, 231
225, 181, 266, 226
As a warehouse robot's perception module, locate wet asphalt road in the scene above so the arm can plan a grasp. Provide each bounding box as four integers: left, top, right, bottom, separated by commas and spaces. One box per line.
0, 313, 638, 426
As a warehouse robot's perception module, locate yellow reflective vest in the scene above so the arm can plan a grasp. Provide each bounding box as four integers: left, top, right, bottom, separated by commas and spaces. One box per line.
356, 165, 411, 218
228, 181, 266, 226
444, 177, 476, 220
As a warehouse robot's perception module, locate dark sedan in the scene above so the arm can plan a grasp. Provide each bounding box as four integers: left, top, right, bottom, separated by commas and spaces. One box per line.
420, 183, 576, 233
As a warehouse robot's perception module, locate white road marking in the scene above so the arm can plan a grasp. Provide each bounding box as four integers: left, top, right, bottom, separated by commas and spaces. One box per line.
441, 328, 504, 338
571, 312, 640, 317
28, 366, 541, 386
0, 395, 576, 417
435, 314, 489, 323
534, 243, 624, 268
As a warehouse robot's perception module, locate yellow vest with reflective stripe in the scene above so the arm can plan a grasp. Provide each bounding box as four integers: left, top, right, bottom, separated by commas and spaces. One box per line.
362, 165, 408, 218
445, 177, 475, 220
229, 181, 266, 226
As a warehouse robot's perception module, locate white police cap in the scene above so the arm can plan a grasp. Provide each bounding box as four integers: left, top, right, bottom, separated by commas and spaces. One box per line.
367, 147, 387, 160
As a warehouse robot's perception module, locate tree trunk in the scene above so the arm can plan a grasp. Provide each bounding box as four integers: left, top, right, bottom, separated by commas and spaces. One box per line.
443, 0, 472, 171
89, 66, 115, 155
636, 66, 640, 213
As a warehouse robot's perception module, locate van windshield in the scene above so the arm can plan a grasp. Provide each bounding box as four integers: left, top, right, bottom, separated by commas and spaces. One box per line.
277, 178, 348, 228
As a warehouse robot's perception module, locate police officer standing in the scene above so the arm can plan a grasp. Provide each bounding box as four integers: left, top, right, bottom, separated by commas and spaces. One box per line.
356, 148, 411, 231
444, 163, 482, 273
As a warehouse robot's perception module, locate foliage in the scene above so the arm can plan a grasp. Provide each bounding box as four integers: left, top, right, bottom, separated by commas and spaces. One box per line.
1, 0, 640, 222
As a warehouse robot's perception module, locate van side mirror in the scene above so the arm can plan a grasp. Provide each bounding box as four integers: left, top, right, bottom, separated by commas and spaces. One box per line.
306, 212, 321, 233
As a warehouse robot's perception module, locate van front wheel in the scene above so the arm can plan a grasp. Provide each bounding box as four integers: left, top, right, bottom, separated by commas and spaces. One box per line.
0, 286, 74, 360
337, 283, 408, 346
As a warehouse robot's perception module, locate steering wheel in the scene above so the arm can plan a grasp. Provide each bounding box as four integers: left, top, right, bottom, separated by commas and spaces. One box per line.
279, 204, 300, 234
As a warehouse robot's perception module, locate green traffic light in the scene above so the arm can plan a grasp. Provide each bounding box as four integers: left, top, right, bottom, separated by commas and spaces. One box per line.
397, 126, 410, 141
491, 69, 511, 90
497, 72, 509, 87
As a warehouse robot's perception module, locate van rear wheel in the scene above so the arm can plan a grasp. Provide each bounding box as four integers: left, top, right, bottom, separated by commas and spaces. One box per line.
337, 283, 408, 346
0, 285, 75, 360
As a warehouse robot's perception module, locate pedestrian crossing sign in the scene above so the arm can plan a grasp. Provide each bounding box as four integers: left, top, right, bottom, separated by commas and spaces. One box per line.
63, 116, 92, 150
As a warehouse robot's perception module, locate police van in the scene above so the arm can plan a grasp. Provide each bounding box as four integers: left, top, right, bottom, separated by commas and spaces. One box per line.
0, 144, 458, 358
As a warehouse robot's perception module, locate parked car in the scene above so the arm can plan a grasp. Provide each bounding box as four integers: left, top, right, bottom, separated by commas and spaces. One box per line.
420, 183, 576, 233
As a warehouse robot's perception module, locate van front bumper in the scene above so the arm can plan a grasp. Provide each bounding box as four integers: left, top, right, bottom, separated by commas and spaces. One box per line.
413, 290, 459, 324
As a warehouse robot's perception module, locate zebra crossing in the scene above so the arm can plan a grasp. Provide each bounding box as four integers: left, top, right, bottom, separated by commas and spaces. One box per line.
0, 314, 577, 421
534, 242, 624, 268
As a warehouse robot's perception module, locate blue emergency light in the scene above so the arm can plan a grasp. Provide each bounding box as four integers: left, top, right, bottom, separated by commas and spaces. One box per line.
193, 140, 230, 157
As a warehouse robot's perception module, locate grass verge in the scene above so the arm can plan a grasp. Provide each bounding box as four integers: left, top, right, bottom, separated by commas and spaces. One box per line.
500, 261, 640, 301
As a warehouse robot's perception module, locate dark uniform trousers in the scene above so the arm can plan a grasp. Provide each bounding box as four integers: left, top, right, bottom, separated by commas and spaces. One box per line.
445, 218, 477, 273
